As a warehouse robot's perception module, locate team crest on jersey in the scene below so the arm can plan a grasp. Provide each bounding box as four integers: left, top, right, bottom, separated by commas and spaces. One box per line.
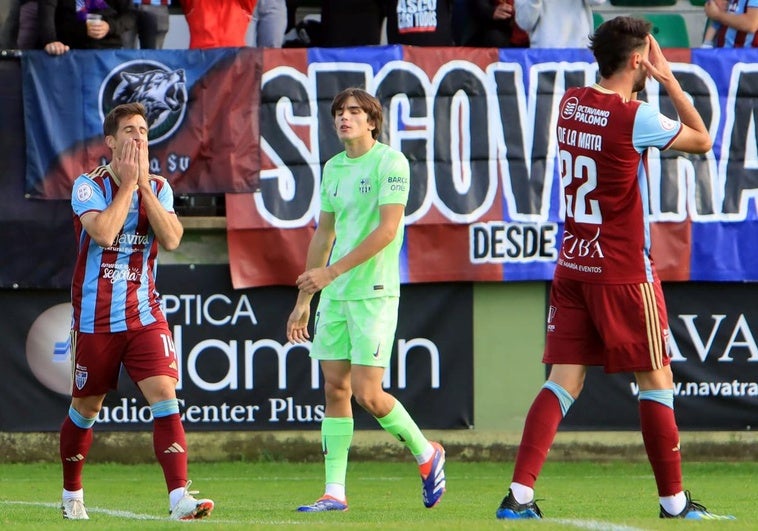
561, 96, 580, 119
359, 178, 371, 194
75, 183, 93, 202
658, 114, 677, 131
74, 363, 88, 390
99, 60, 187, 145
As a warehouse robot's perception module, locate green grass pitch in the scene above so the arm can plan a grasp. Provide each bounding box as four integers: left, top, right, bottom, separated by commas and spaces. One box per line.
1, 460, 753, 529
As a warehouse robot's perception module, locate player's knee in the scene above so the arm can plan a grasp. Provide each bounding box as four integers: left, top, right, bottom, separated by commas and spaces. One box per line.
324, 381, 351, 403
352, 391, 384, 415
71, 403, 102, 419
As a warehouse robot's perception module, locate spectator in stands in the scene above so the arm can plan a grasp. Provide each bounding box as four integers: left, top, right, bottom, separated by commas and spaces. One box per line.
461, 0, 529, 48
39, 0, 134, 55
703, 0, 758, 48
252, 0, 287, 47
385, 0, 454, 46
180, 0, 255, 49
1, 0, 41, 49
122, 0, 170, 49
319, 0, 383, 46
514, 0, 606, 48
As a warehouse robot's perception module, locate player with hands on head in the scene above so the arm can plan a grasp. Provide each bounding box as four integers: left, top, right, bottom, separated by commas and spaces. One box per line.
286, 87, 446, 513
494, 17, 735, 521
61, 103, 212, 521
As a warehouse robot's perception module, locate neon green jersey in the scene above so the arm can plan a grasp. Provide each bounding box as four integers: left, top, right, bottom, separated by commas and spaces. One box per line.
320, 141, 410, 300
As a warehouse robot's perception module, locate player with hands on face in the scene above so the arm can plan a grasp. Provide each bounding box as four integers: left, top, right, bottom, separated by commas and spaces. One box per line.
61, 103, 210, 521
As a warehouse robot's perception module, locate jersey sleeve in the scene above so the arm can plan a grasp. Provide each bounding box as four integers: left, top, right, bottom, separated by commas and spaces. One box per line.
320, 159, 335, 213
632, 101, 682, 152
153, 176, 176, 213
71, 175, 107, 217
377, 149, 410, 207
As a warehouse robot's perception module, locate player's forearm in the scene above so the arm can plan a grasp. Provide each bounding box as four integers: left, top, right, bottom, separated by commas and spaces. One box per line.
148, 211, 184, 251
293, 289, 314, 308
327, 224, 396, 278
666, 82, 710, 145
140, 191, 184, 251
304, 230, 334, 271
85, 188, 133, 247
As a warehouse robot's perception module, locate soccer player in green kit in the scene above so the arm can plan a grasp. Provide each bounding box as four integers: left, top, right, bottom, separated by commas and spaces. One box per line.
286, 87, 446, 512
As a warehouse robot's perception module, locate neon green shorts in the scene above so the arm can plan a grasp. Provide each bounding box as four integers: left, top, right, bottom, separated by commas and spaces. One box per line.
310, 296, 399, 367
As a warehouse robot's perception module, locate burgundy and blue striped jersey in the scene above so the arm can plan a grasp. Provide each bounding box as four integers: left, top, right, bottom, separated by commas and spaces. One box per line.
71, 164, 175, 333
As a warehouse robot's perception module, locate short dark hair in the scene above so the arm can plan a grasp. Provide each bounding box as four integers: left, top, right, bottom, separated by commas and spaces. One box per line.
330, 88, 383, 140
103, 103, 148, 137
590, 16, 651, 78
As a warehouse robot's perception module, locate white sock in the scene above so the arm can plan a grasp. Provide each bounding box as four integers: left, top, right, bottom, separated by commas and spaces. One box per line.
510, 482, 534, 504
660, 491, 687, 515
62, 488, 84, 502
415, 442, 435, 465
324, 483, 346, 501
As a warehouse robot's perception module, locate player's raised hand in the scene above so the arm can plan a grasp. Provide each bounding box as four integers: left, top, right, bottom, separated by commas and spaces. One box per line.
135, 138, 151, 189
113, 138, 140, 189
642, 34, 674, 85
286, 304, 311, 344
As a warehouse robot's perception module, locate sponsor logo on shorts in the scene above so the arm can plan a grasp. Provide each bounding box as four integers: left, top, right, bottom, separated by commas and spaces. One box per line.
373, 343, 381, 359
373, 285, 384, 291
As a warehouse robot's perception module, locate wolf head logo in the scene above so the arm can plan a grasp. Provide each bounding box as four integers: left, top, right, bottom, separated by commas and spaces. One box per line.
101, 60, 188, 144
114, 69, 186, 126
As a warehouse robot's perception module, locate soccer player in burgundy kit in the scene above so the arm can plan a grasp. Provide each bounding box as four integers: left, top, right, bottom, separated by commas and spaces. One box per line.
495, 17, 735, 520
61, 103, 213, 520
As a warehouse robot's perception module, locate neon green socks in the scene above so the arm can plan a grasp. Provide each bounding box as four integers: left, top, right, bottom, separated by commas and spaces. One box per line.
376, 400, 429, 457
322, 417, 354, 487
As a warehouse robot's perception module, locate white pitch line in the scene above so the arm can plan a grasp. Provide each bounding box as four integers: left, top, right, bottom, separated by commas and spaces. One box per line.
9, 500, 163, 520
10, 500, 649, 529
6, 500, 304, 525
551, 518, 647, 531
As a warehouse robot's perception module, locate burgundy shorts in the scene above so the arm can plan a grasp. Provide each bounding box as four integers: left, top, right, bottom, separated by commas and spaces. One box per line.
70, 321, 179, 397
543, 276, 671, 373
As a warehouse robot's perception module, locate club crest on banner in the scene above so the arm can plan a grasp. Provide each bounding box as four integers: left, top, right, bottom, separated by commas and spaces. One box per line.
99, 60, 187, 144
